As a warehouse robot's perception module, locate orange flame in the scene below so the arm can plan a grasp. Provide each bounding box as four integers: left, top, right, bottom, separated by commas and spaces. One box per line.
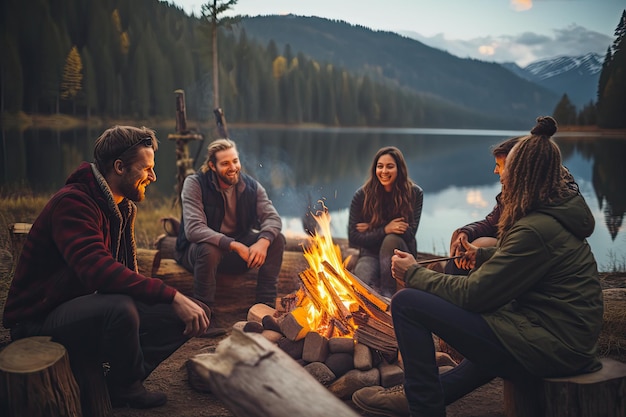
299, 203, 359, 338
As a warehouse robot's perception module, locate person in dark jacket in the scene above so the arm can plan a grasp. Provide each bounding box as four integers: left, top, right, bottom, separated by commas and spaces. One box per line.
443, 136, 522, 274
3, 125, 210, 409
348, 146, 423, 297
175, 138, 285, 315
352, 117, 603, 417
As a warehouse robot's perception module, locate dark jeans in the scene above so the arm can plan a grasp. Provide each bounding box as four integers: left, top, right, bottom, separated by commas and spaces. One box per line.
354, 234, 408, 297
443, 260, 469, 276
177, 232, 286, 306
391, 288, 532, 417
10, 293, 188, 394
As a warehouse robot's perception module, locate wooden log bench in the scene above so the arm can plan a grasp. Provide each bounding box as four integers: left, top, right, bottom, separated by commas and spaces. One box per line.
143, 234, 342, 320
503, 357, 626, 417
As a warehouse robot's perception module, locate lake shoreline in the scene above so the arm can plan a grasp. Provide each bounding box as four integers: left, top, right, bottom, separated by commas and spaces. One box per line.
3, 112, 626, 137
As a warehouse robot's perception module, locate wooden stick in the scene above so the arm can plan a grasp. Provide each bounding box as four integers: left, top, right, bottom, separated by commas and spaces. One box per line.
417, 255, 463, 265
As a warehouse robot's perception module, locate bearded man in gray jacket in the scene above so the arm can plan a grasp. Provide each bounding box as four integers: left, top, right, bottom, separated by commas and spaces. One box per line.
176, 139, 285, 323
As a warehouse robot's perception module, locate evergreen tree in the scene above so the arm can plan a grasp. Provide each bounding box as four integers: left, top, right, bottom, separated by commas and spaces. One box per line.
597, 9, 626, 128
553, 94, 577, 126
0, 34, 23, 113
60, 46, 83, 114
597, 47, 612, 103
39, 14, 67, 114
80, 46, 98, 118
577, 101, 596, 126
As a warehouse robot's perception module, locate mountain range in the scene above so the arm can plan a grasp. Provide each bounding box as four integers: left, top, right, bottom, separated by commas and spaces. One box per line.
237, 15, 600, 124
501, 53, 602, 109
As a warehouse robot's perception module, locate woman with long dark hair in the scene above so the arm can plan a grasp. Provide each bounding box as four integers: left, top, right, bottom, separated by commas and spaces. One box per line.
352, 117, 603, 417
348, 146, 423, 297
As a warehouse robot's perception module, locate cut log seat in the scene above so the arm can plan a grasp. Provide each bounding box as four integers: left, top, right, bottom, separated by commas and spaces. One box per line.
503, 357, 626, 417
0, 336, 113, 417
0, 336, 82, 417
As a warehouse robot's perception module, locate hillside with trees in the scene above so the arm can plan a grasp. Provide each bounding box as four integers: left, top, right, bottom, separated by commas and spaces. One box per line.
1, 1, 623, 129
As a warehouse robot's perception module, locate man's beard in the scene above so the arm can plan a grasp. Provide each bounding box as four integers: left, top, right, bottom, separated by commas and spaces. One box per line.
218, 170, 240, 187
120, 177, 147, 202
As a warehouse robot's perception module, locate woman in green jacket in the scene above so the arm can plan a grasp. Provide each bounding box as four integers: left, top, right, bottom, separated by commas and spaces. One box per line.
351, 116, 604, 417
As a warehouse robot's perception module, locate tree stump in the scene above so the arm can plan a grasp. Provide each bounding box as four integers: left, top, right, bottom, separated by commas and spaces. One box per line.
68, 354, 112, 417
189, 329, 360, 417
504, 357, 626, 417
0, 336, 81, 417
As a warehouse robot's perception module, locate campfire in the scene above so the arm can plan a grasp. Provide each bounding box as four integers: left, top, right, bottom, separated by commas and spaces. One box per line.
192, 206, 459, 402
282, 207, 397, 354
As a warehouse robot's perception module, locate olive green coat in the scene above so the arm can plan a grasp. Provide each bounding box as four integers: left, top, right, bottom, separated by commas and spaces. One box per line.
404, 194, 603, 377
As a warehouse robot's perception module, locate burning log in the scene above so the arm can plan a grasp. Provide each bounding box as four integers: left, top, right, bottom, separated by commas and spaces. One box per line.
283, 207, 398, 355
279, 306, 313, 341
323, 261, 390, 313
189, 330, 360, 417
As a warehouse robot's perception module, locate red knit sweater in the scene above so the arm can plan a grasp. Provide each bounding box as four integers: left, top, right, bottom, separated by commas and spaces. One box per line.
3, 162, 176, 328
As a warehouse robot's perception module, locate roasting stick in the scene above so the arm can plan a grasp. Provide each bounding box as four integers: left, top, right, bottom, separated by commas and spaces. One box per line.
416, 255, 463, 265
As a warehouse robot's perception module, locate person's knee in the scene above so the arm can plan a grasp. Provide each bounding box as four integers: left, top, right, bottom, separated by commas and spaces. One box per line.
391, 288, 430, 314
195, 242, 215, 258
380, 234, 407, 254
270, 233, 286, 253
106, 295, 140, 329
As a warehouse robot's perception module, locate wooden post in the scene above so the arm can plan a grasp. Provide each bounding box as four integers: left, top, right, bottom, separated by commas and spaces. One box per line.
213, 107, 229, 138
174, 89, 188, 134
168, 90, 203, 204
0, 336, 82, 417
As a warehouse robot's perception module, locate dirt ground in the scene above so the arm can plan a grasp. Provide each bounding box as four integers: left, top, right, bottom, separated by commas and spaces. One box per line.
1, 249, 623, 417
111, 316, 508, 417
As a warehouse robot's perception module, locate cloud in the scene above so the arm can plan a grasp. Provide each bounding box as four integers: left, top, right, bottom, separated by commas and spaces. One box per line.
510, 0, 533, 12
402, 24, 612, 67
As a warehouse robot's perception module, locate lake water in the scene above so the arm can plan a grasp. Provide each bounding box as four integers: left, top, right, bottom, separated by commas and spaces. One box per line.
2, 126, 625, 270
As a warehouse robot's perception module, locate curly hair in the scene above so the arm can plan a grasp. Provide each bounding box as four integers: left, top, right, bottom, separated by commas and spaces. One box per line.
361, 146, 415, 227
498, 116, 566, 236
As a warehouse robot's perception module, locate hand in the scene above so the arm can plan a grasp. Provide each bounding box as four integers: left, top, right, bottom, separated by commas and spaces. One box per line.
247, 238, 269, 268
391, 249, 416, 284
457, 234, 478, 270
450, 232, 467, 257
356, 222, 370, 232
171, 292, 210, 337
385, 217, 409, 235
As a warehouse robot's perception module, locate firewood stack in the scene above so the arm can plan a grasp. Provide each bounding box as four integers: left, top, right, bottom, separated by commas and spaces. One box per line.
200, 302, 458, 401
238, 303, 403, 399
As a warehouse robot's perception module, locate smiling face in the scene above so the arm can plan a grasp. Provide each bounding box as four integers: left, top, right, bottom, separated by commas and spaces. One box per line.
119, 146, 156, 202
376, 153, 398, 192
210, 147, 241, 188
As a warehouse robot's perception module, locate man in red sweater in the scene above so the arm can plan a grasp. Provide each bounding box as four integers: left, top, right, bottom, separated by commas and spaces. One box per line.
3, 125, 210, 409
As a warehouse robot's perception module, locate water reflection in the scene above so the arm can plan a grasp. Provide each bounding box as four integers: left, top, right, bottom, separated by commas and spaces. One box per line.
2, 127, 625, 268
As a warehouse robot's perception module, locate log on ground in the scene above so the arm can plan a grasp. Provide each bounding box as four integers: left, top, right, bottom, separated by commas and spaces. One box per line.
189, 329, 359, 417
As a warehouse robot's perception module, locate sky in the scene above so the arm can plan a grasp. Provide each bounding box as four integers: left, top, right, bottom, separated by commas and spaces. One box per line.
164, 0, 624, 66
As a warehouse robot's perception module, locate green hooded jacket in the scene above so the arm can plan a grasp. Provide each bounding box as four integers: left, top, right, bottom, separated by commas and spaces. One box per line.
404, 193, 603, 377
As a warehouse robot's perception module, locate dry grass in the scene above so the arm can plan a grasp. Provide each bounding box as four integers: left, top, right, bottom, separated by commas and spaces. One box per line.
134, 197, 181, 249
597, 288, 626, 362
0, 191, 180, 251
